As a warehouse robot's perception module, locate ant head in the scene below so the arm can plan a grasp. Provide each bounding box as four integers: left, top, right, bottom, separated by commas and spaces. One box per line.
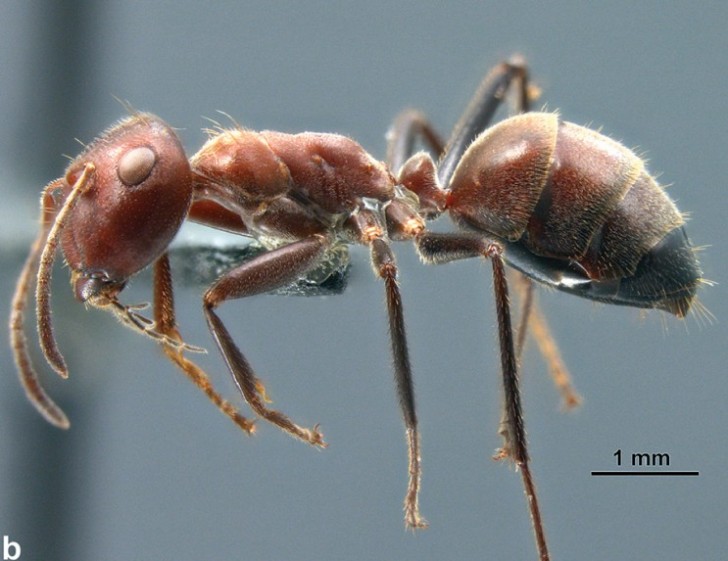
58, 114, 192, 301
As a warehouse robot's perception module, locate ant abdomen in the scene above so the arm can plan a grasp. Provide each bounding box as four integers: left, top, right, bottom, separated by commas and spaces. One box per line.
447, 112, 701, 316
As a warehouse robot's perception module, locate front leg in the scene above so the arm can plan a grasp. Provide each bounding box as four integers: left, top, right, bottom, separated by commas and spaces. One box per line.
203, 234, 331, 447
152, 253, 256, 435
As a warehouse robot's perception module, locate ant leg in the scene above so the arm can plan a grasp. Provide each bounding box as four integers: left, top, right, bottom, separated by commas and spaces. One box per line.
152, 254, 256, 434
203, 234, 330, 447
347, 205, 426, 528
387, 56, 533, 179
386, 109, 445, 174
513, 273, 535, 359
512, 274, 582, 410
369, 237, 427, 529
488, 244, 550, 561
415, 231, 550, 561
438, 55, 531, 187
9, 179, 70, 428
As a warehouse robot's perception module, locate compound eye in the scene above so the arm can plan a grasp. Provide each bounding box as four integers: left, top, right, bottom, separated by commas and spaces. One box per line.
118, 146, 157, 186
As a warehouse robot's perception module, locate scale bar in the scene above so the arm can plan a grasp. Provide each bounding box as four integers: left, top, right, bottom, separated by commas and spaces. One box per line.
591, 471, 699, 476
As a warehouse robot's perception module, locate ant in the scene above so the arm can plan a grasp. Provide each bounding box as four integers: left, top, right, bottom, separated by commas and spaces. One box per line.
9, 56, 703, 561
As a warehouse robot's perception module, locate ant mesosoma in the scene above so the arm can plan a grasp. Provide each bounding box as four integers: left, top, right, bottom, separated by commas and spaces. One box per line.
9, 56, 703, 561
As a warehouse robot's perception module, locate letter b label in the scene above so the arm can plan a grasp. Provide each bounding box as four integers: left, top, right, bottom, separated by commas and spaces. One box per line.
3, 536, 21, 560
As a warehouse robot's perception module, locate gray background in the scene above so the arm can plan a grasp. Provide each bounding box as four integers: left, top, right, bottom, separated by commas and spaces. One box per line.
1, 2, 726, 560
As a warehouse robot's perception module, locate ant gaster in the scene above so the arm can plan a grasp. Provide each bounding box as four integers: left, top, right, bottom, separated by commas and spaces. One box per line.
10, 56, 703, 561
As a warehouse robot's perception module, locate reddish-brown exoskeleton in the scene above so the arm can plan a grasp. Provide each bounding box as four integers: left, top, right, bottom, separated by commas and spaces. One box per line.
10, 57, 703, 561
